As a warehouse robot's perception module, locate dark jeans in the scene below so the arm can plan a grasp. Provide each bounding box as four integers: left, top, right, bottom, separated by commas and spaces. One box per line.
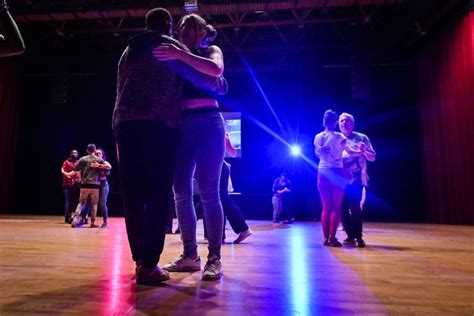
99, 180, 109, 222
115, 120, 179, 268
220, 162, 248, 234
342, 179, 364, 240
165, 196, 176, 233
201, 162, 249, 239
63, 184, 79, 219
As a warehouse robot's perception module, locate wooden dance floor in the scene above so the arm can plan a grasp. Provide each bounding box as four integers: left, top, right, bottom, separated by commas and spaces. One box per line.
0, 216, 473, 315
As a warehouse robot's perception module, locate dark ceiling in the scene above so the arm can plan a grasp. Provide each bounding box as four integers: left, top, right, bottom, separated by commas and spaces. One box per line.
8, 0, 470, 72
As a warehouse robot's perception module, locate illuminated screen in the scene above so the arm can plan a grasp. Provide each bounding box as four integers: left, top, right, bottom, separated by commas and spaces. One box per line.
222, 112, 241, 158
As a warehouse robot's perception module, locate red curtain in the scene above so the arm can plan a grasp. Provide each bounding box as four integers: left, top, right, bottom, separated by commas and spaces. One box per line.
418, 10, 474, 225
0, 61, 21, 214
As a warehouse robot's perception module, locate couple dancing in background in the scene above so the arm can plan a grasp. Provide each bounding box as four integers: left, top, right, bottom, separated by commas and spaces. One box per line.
314, 110, 376, 248
61, 147, 111, 228
113, 8, 228, 285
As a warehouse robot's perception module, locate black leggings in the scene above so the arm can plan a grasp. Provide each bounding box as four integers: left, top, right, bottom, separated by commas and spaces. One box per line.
115, 120, 179, 267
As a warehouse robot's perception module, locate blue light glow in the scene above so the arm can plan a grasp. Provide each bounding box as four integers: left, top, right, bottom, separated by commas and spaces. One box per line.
290, 145, 301, 156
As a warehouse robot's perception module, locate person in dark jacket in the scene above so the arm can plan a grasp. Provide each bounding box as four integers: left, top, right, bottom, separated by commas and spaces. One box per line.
113, 8, 227, 286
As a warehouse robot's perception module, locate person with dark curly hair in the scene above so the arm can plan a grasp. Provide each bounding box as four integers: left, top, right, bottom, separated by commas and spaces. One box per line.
113, 8, 226, 286
272, 173, 292, 224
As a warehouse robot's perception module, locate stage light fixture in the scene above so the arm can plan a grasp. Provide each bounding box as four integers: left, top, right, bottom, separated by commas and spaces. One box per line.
290, 145, 301, 156
184, 0, 198, 12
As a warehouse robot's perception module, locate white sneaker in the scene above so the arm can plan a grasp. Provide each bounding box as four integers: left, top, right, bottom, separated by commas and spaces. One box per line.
71, 215, 84, 228
162, 255, 201, 272
202, 258, 222, 281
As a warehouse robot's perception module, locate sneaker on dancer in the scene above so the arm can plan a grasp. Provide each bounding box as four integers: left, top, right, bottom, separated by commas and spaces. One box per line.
136, 265, 170, 286
202, 257, 223, 281
356, 238, 366, 248
283, 218, 295, 224
163, 255, 201, 272
90, 218, 99, 228
233, 228, 252, 244
328, 237, 342, 247
71, 215, 84, 228
343, 237, 356, 245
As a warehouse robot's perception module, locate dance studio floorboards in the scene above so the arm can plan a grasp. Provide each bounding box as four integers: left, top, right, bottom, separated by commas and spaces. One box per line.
0, 216, 473, 315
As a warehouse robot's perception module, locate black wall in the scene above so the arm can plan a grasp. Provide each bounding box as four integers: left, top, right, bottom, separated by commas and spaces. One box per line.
11, 36, 423, 222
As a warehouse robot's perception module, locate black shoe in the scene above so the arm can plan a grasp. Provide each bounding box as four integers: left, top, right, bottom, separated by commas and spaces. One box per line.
356, 238, 366, 248
323, 239, 329, 246
233, 229, 252, 244
174, 228, 181, 234
328, 238, 342, 247
136, 266, 170, 285
343, 237, 356, 246
283, 219, 294, 224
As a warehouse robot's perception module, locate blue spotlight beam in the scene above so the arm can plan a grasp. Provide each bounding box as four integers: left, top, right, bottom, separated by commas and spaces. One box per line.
240, 54, 284, 133
248, 115, 318, 169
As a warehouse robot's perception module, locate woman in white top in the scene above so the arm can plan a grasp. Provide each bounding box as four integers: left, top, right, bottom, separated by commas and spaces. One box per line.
314, 110, 363, 247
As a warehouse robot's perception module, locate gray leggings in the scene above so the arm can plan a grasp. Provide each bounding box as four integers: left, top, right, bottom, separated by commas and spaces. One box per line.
272, 195, 282, 222
173, 110, 225, 261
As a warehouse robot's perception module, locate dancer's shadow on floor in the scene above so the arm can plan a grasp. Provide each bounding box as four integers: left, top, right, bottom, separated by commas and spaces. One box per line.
1, 272, 224, 315
1, 275, 137, 314
363, 245, 410, 251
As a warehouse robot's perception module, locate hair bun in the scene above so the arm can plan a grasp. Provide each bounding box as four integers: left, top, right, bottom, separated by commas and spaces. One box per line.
206, 25, 217, 42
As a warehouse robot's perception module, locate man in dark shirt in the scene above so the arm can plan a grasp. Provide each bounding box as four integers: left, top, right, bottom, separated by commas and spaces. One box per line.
113, 8, 226, 286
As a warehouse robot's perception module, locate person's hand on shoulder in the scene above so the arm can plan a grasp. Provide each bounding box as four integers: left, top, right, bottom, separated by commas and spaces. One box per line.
153, 44, 185, 61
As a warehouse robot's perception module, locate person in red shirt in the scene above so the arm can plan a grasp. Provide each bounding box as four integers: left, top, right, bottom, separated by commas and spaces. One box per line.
61, 149, 80, 223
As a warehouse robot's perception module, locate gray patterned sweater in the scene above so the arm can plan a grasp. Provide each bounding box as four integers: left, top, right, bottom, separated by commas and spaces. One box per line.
113, 31, 227, 129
